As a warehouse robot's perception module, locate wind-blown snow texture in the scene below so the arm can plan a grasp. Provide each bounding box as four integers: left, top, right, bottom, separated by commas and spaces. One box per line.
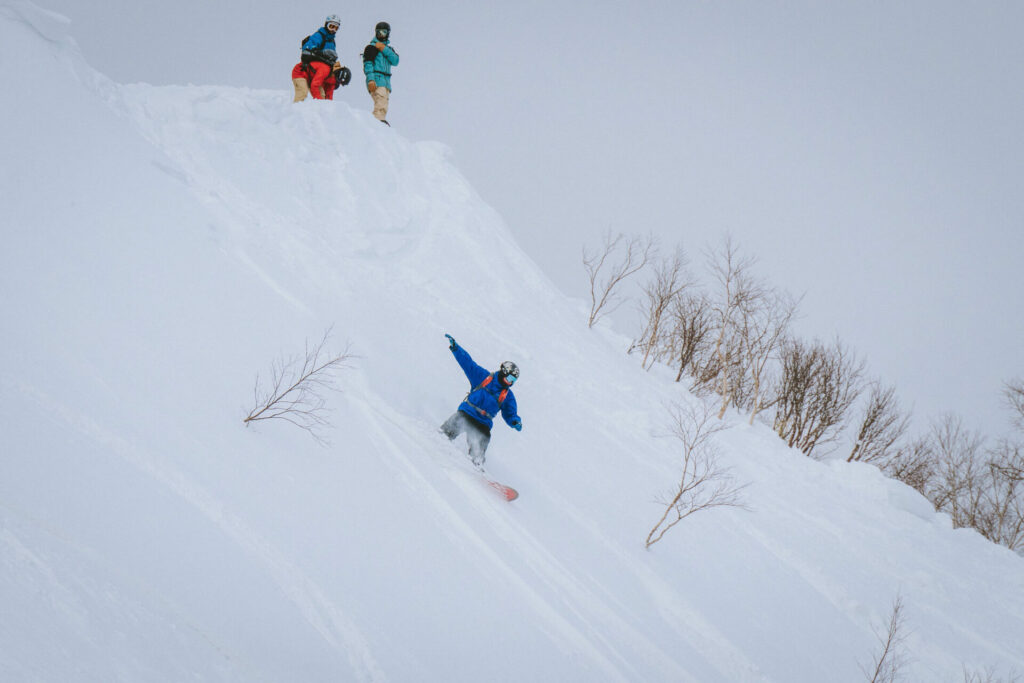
2, 3, 1023, 681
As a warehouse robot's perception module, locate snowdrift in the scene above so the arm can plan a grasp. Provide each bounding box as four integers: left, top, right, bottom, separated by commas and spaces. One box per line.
2, 2, 1023, 681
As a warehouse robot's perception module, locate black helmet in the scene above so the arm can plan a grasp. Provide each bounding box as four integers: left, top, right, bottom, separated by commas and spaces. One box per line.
375, 21, 391, 40
499, 361, 520, 385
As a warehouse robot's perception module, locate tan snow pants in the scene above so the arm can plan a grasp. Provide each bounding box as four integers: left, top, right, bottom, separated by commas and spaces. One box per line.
371, 86, 390, 121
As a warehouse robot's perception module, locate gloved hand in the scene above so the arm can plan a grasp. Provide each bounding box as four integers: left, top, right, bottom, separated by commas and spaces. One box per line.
445, 334, 459, 351
510, 417, 522, 432
375, 41, 387, 51
367, 80, 377, 93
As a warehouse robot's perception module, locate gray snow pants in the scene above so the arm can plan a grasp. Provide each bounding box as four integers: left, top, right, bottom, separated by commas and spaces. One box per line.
441, 411, 491, 467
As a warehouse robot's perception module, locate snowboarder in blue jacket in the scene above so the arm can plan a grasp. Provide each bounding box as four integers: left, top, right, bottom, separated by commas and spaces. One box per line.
300, 14, 342, 100
441, 334, 522, 467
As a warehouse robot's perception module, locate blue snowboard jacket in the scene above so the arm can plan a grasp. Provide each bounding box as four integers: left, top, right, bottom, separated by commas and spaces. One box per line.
363, 38, 399, 91
302, 27, 337, 64
451, 346, 519, 432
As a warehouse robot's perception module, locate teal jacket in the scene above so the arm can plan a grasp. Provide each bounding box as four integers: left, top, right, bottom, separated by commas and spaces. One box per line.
363, 38, 399, 91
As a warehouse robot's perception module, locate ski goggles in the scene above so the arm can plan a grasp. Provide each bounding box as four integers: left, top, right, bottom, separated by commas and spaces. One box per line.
327, 22, 340, 31
376, 28, 390, 38
503, 374, 517, 386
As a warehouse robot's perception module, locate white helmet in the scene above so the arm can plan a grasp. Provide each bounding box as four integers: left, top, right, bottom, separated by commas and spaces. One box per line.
325, 14, 341, 28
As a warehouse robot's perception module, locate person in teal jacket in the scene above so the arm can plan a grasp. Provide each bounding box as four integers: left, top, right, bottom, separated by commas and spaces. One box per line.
362, 21, 399, 124
441, 334, 522, 468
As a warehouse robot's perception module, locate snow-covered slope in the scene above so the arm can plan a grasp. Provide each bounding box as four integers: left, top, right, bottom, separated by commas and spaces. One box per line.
2, 3, 1023, 681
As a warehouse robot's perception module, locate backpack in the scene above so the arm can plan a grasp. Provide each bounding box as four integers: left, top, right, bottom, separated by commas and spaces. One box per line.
300, 35, 312, 63
301, 33, 335, 65
362, 44, 379, 64
464, 374, 509, 419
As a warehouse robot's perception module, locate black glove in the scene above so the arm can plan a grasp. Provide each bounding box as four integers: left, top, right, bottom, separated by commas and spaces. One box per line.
445, 334, 459, 351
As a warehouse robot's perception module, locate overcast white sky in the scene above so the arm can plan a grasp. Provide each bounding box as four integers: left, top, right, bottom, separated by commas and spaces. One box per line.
45, 0, 1024, 441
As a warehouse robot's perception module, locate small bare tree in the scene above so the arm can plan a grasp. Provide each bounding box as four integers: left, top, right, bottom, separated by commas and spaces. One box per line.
1005, 378, 1024, 432
962, 665, 1022, 683
976, 440, 1024, 552
860, 594, 908, 683
773, 337, 865, 457
668, 290, 714, 384
849, 382, 912, 464
882, 436, 935, 495
244, 328, 353, 445
705, 236, 765, 419
646, 402, 748, 548
891, 414, 1024, 553
927, 415, 987, 529
740, 291, 799, 425
635, 247, 692, 370
583, 231, 656, 328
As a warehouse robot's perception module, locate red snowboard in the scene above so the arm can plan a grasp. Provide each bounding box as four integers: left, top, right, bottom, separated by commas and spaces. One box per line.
486, 479, 519, 501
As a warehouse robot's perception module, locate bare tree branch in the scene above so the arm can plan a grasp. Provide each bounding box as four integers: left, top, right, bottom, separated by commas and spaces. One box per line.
1005, 378, 1024, 432
705, 235, 764, 419
773, 337, 865, 457
670, 290, 715, 385
903, 415, 1024, 553
635, 247, 693, 370
882, 436, 935, 495
646, 401, 749, 548
244, 327, 353, 445
741, 290, 800, 425
861, 594, 908, 683
849, 382, 912, 464
583, 231, 656, 328
962, 664, 1022, 683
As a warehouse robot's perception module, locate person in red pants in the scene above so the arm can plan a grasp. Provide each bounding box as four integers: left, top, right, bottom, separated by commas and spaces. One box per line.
292, 61, 351, 102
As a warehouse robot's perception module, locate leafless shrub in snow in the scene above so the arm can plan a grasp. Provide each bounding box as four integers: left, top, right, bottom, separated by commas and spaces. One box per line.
646, 401, 748, 549
882, 436, 935, 496
244, 328, 353, 445
860, 594, 908, 683
738, 290, 799, 425
848, 382, 912, 464
994, 378, 1024, 498
705, 236, 766, 419
974, 440, 1024, 552
634, 247, 693, 370
773, 337, 865, 458
902, 414, 1024, 552
927, 414, 988, 530
1005, 377, 1024, 433
583, 231, 656, 328
667, 290, 715, 385
962, 665, 1022, 683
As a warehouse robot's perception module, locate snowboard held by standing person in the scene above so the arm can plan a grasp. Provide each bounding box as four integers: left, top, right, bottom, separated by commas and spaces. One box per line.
441, 334, 522, 469
362, 21, 399, 125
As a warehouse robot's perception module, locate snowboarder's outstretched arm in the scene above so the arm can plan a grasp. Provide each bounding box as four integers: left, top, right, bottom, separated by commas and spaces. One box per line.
446, 335, 489, 387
